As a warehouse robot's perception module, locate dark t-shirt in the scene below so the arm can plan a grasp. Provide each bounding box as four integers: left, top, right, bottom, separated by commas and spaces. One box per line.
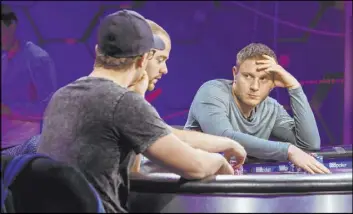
37, 77, 171, 213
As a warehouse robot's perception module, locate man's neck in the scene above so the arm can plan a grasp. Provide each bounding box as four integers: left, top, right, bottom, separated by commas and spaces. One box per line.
232, 89, 254, 119
6, 39, 20, 59
89, 67, 133, 88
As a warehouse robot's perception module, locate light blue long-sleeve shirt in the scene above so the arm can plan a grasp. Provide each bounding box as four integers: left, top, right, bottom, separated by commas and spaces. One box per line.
184, 79, 320, 161
1, 40, 57, 148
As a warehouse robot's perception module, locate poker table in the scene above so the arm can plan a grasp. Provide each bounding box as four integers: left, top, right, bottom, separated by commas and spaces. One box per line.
128, 145, 352, 213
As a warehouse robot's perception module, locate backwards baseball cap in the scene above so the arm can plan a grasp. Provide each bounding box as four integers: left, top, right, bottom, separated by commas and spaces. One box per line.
97, 10, 165, 58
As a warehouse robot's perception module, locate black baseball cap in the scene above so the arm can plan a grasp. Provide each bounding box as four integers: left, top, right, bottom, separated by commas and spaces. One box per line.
97, 10, 165, 58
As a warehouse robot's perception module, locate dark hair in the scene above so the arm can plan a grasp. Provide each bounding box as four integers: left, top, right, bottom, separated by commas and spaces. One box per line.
1, 4, 18, 27
94, 47, 155, 71
236, 43, 277, 66
94, 48, 142, 71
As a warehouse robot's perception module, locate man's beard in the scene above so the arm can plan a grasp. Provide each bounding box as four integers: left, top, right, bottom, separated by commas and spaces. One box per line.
147, 81, 155, 91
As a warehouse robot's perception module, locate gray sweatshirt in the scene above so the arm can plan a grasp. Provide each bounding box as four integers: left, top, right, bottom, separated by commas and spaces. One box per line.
184, 79, 320, 161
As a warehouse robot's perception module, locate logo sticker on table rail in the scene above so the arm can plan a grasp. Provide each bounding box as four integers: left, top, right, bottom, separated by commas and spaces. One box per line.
244, 158, 352, 174
326, 161, 351, 169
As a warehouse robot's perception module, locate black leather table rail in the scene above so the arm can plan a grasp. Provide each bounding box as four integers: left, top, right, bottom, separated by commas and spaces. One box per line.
130, 172, 352, 194
130, 146, 352, 213
315, 150, 352, 158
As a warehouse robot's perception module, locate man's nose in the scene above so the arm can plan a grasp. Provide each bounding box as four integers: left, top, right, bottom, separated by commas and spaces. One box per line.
250, 80, 260, 91
160, 67, 168, 75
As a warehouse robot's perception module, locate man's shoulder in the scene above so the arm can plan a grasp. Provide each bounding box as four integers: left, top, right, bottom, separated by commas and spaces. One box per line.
55, 77, 129, 102
191, 79, 232, 106
261, 96, 282, 109
199, 79, 232, 93
24, 41, 50, 59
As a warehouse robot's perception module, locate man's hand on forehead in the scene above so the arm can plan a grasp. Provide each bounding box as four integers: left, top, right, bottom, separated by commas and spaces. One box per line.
255, 55, 300, 89
255, 55, 277, 71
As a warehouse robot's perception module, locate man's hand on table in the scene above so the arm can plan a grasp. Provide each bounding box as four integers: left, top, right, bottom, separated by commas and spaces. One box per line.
216, 157, 235, 175
288, 145, 331, 174
223, 139, 247, 169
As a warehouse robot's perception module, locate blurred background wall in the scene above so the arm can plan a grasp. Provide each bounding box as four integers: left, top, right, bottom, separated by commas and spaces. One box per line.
2, 1, 350, 146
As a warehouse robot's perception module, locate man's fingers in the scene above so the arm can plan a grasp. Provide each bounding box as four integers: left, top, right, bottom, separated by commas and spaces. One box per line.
262, 54, 276, 62
227, 163, 235, 175
314, 162, 331, 174
235, 158, 245, 166
309, 164, 326, 174
239, 158, 245, 165
263, 68, 274, 76
303, 165, 315, 174
255, 60, 271, 65
309, 156, 331, 174
256, 64, 271, 70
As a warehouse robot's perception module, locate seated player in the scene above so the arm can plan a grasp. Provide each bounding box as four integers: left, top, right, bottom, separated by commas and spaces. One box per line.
185, 43, 331, 174
37, 10, 237, 213
130, 19, 247, 173
1, 3, 57, 149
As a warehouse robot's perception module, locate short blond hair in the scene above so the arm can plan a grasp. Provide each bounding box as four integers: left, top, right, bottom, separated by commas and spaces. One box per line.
236, 43, 277, 67
146, 19, 170, 41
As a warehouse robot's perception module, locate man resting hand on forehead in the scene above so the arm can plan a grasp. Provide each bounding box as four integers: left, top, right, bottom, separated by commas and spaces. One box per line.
129, 19, 247, 173
185, 43, 331, 175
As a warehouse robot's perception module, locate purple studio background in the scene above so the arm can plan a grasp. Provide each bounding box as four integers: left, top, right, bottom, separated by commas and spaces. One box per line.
3, 1, 351, 146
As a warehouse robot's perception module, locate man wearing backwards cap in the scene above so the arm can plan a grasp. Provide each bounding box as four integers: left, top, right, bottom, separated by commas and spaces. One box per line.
38, 10, 235, 213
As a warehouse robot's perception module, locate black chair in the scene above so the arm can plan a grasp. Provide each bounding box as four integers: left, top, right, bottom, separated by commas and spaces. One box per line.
1, 154, 105, 213
1, 135, 41, 156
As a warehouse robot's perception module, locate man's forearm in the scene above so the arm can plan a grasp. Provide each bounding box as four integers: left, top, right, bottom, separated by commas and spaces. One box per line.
221, 129, 290, 161
170, 127, 234, 153
131, 154, 142, 172
173, 126, 289, 161
288, 87, 321, 150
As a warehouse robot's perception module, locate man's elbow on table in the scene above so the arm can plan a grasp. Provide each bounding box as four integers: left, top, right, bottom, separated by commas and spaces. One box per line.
311, 136, 321, 151
297, 134, 321, 151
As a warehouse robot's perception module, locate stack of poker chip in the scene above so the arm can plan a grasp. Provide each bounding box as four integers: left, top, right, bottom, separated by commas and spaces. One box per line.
229, 157, 244, 175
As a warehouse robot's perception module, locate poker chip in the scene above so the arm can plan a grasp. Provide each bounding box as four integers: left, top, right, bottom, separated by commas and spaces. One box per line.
234, 165, 244, 175
229, 158, 244, 175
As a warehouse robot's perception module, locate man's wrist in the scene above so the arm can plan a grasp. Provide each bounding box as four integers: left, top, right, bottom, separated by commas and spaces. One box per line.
287, 82, 301, 90
287, 144, 299, 158
223, 138, 237, 151
223, 139, 242, 159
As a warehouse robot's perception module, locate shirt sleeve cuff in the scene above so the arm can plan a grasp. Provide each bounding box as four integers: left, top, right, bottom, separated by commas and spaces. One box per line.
288, 86, 304, 96
280, 142, 291, 161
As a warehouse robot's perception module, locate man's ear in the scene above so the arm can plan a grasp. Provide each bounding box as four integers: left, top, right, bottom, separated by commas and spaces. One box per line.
135, 53, 148, 68
232, 66, 239, 80
94, 45, 99, 56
